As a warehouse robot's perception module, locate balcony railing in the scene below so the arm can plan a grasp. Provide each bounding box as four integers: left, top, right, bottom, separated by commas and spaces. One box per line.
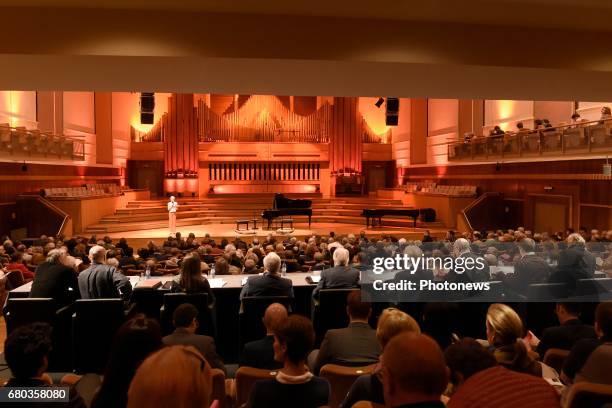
448, 118, 612, 161
0, 124, 85, 161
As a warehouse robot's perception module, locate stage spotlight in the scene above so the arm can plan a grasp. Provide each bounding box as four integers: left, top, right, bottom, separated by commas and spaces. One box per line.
374, 97, 384, 108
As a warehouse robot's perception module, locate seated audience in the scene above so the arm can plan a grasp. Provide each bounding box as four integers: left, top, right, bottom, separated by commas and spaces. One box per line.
341, 308, 421, 408
240, 252, 294, 300
3, 323, 85, 408
549, 233, 595, 291
248, 315, 330, 408
88, 316, 163, 408
562, 301, 612, 385
311, 252, 327, 271
118, 246, 139, 269
163, 303, 226, 374
486, 303, 555, 379
30, 248, 80, 307
496, 238, 551, 297
393, 245, 434, 283
6, 251, 35, 280
312, 247, 360, 300
313, 290, 380, 374
242, 258, 260, 274
240, 302, 288, 370
381, 333, 447, 408
171, 253, 215, 308
445, 338, 560, 408
536, 303, 596, 358
127, 345, 212, 408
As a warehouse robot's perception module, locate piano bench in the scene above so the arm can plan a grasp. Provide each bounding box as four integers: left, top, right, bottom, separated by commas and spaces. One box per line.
280, 218, 294, 229
236, 219, 250, 231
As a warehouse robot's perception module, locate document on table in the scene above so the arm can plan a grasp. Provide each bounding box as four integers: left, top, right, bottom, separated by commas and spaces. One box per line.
208, 278, 227, 288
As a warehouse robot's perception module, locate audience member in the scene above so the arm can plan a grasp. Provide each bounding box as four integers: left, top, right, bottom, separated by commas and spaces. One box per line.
549, 233, 595, 291
240, 302, 288, 370
312, 247, 360, 300
30, 248, 80, 307
3, 323, 85, 407
445, 339, 560, 408
240, 252, 294, 300
341, 308, 421, 408
88, 316, 163, 408
163, 303, 226, 374
248, 315, 330, 408
171, 253, 215, 308
313, 290, 380, 374
127, 345, 212, 408
381, 333, 447, 408
496, 238, 551, 297
6, 252, 35, 280
422, 302, 460, 350
536, 303, 596, 358
562, 301, 612, 385
78, 245, 132, 300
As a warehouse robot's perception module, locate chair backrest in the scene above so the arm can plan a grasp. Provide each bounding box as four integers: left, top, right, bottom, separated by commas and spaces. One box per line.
565, 382, 612, 408
162, 292, 213, 336
235, 366, 277, 408
542, 348, 570, 374
526, 282, 569, 301
576, 278, 612, 298
351, 401, 386, 408
130, 288, 168, 319
210, 368, 227, 408
5, 298, 57, 334
5, 270, 25, 291
72, 299, 125, 374
319, 363, 377, 408
316, 289, 355, 342
240, 296, 291, 346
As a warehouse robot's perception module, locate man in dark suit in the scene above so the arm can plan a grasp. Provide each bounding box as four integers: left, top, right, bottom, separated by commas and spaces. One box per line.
536, 303, 597, 358
30, 249, 80, 307
77, 245, 132, 301
312, 247, 360, 300
549, 234, 596, 292
240, 252, 294, 300
239, 302, 288, 370
496, 238, 551, 297
162, 303, 226, 374
312, 290, 380, 374
447, 238, 489, 284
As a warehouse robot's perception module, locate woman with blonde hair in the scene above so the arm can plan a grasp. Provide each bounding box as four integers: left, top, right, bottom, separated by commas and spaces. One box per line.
341, 308, 421, 408
486, 303, 548, 378
127, 345, 212, 408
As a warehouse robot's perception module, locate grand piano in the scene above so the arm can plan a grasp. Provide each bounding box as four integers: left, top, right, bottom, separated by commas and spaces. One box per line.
361, 208, 436, 228
261, 194, 313, 229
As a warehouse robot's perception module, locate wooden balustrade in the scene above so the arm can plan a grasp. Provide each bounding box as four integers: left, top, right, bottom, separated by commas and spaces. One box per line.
448, 118, 612, 161
208, 162, 320, 182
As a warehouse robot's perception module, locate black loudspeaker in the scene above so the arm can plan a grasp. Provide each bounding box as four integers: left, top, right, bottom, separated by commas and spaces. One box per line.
140, 112, 154, 125
385, 97, 399, 126
140, 92, 155, 124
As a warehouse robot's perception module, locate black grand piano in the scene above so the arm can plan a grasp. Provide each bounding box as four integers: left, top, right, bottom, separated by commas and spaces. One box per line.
361, 208, 436, 228
261, 194, 312, 229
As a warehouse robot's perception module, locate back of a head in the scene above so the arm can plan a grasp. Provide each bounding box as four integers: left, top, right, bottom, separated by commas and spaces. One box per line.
453, 238, 470, 254
333, 246, 349, 266
377, 308, 421, 349
89, 245, 107, 262
444, 338, 497, 386
128, 345, 212, 408
214, 256, 229, 275
173, 303, 199, 329
4, 323, 52, 380
486, 303, 524, 346
275, 315, 315, 365
264, 251, 281, 274
517, 238, 535, 253
347, 290, 371, 321
596, 302, 612, 339
263, 302, 288, 333
382, 333, 448, 401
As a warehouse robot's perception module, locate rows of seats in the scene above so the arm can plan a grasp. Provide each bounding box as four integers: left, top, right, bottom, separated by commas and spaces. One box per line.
0, 123, 77, 159
420, 184, 478, 196
43, 183, 121, 198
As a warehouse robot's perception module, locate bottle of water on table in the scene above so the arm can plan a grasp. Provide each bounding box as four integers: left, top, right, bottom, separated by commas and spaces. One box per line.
281, 262, 287, 277
145, 265, 151, 279
210, 265, 216, 279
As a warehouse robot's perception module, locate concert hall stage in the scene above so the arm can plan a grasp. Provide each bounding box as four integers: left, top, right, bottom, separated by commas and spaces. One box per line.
83, 195, 446, 247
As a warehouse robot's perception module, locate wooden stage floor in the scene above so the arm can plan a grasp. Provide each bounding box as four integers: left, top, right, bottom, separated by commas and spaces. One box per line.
104, 221, 448, 248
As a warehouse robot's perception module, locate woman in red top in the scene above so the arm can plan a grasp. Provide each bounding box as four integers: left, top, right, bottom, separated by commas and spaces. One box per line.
6, 252, 35, 280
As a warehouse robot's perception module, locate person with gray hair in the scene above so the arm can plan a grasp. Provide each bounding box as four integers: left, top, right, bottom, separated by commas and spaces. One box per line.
30, 248, 79, 307
447, 238, 488, 285
239, 252, 293, 301
550, 232, 596, 293
312, 246, 360, 301
77, 245, 132, 301
494, 238, 551, 297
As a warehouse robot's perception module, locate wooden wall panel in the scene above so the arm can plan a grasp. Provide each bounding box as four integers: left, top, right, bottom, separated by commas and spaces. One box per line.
95, 92, 113, 165
410, 99, 428, 165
